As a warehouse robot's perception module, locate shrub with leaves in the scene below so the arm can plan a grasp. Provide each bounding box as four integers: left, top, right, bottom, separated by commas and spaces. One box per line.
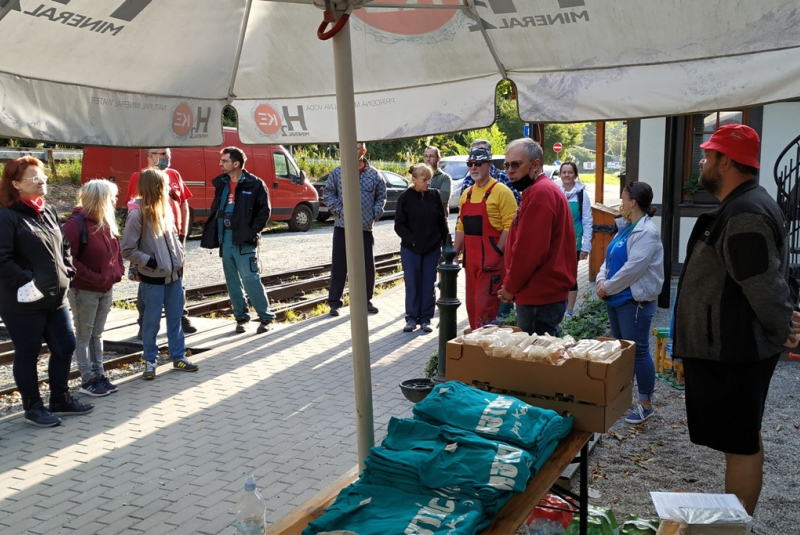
561, 297, 611, 340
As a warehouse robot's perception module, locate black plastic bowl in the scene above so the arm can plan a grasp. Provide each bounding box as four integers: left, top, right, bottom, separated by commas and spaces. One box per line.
399, 378, 435, 403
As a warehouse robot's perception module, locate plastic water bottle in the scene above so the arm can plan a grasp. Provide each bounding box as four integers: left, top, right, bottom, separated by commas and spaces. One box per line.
235, 475, 266, 535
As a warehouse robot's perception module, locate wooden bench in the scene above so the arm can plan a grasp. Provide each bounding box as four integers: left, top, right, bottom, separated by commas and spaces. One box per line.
265, 428, 594, 535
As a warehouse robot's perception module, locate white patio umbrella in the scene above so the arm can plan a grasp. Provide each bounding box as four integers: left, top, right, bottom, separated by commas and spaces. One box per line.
1, 0, 799, 467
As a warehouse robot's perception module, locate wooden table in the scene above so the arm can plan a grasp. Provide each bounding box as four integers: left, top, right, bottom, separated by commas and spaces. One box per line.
265, 428, 594, 535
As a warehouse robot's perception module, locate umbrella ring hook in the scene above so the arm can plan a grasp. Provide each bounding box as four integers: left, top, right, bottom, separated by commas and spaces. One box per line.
318, 0, 350, 40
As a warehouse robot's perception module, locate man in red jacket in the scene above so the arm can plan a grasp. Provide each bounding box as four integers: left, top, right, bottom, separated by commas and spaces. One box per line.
498, 138, 576, 335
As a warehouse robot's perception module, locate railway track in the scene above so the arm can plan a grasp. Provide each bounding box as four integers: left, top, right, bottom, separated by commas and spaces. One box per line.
0, 251, 405, 395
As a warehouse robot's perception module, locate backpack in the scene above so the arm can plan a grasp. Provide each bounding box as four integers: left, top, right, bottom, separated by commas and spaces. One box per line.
577, 189, 584, 221
63, 213, 88, 260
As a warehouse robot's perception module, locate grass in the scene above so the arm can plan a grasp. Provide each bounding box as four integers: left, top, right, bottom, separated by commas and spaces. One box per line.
576, 172, 621, 186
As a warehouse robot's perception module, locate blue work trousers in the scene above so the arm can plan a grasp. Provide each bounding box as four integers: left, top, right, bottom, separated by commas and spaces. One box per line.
400, 245, 440, 324
221, 232, 275, 323
607, 299, 656, 402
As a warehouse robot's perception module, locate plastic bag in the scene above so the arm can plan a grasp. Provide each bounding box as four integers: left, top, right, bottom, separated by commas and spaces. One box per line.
526, 493, 576, 529
565, 505, 619, 535
619, 514, 659, 535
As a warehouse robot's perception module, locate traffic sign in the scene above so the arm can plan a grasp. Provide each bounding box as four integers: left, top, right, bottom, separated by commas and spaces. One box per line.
553, 142, 563, 153
553, 160, 562, 167
523, 124, 530, 137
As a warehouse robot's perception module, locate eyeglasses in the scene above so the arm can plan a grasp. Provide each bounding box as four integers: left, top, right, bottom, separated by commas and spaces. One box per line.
220, 158, 232, 163
23, 175, 48, 183
467, 161, 487, 168
503, 161, 524, 170
415, 177, 432, 183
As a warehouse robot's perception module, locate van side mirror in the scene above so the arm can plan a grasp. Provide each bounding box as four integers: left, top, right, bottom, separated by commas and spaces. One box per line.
298, 170, 307, 184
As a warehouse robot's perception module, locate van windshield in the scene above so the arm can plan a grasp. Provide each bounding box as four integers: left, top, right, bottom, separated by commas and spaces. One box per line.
441, 161, 468, 179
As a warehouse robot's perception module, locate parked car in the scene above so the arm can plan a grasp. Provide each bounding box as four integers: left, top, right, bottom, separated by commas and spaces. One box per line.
81, 127, 319, 232
313, 169, 410, 222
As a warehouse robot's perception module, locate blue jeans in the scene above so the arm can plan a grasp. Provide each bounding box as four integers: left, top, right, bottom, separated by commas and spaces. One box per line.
400, 245, 440, 324
140, 279, 186, 364
68, 288, 113, 383
1, 306, 75, 408
221, 232, 275, 323
516, 301, 567, 336
607, 299, 656, 402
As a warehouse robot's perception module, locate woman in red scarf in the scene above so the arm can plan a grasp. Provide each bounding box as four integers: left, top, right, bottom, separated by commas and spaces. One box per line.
0, 157, 94, 427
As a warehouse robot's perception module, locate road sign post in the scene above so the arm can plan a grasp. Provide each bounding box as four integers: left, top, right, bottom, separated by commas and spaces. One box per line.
553, 142, 563, 153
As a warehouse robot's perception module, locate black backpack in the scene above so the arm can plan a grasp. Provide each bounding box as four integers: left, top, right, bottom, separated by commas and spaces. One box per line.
64, 213, 88, 260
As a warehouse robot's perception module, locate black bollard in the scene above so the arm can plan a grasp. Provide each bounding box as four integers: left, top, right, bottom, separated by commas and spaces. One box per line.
434, 233, 461, 383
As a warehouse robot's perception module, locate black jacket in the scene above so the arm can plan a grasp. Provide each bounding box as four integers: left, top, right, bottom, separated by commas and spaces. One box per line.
0, 203, 73, 314
674, 179, 795, 362
394, 188, 449, 255
201, 169, 271, 252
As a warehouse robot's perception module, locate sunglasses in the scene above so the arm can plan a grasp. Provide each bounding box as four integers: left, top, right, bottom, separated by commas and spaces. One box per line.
503, 161, 524, 170
467, 161, 488, 168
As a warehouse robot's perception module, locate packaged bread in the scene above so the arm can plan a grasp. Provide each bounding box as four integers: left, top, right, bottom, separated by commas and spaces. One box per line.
568, 339, 604, 359
489, 331, 534, 358
521, 335, 566, 364
586, 339, 622, 361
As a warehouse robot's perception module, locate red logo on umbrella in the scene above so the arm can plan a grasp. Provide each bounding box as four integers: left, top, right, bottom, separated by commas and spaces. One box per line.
353, 0, 460, 35
172, 103, 194, 137
255, 104, 282, 135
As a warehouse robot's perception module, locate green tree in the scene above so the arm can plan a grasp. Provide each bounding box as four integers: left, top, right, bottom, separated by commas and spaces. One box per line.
543, 123, 583, 164
606, 121, 627, 165
567, 146, 595, 169
223, 106, 238, 127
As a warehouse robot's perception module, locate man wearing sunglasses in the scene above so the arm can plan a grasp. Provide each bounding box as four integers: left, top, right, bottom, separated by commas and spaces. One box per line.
454, 146, 518, 329
461, 139, 521, 205
498, 138, 576, 336
128, 148, 197, 337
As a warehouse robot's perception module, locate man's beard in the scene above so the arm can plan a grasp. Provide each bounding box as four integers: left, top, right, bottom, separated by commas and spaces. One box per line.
699, 164, 723, 196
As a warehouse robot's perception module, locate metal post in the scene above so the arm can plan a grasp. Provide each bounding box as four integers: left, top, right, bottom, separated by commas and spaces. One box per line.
434, 233, 460, 382
331, 14, 374, 470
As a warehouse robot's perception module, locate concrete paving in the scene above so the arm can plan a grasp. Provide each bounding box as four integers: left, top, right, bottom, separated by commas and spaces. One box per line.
0, 259, 595, 535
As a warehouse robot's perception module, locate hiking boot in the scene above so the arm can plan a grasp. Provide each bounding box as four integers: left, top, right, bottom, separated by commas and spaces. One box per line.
256, 321, 272, 334
50, 395, 94, 416
403, 320, 416, 333
24, 402, 61, 427
235, 320, 247, 333
173, 358, 199, 372
99, 375, 118, 393
421, 323, 433, 333
79, 377, 110, 397
367, 302, 379, 314
181, 316, 198, 334
143, 361, 157, 380
624, 404, 654, 424
329, 307, 340, 317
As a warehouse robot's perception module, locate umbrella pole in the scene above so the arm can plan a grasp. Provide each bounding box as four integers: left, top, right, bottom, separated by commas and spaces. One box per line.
332, 16, 375, 470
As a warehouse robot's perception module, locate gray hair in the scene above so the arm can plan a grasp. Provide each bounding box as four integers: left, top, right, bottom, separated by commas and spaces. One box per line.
507, 137, 543, 163
470, 138, 491, 150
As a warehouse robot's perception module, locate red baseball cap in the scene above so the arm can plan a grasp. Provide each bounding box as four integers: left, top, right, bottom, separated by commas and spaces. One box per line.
699, 124, 760, 169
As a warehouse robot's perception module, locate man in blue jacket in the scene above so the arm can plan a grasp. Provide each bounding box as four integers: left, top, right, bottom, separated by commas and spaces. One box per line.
674, 124, 798, 515
201, 147, 275, 334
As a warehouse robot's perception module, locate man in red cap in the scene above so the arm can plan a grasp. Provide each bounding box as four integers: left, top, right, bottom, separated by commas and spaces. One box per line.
673, 124, 799, 515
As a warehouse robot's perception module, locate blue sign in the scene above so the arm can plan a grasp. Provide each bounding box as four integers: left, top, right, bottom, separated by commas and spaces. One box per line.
523, 124, 530, 138
553, 160, 562, 166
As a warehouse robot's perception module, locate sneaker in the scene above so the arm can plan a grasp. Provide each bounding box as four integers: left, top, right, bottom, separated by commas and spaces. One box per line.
50, 395, 94, 416
403, 320, 416, 332
367, 302, 379, 314
79, 377, 110, 397
99, 375, 118, 393
256, 321, 272, 334
182, 316, 198, 334
143, 361, 157, 380
173, 358, 199, 372
624, 404, 654, 424
24, 402, 61, 427
421, 323, 433, 333
235, 320, 247, 333
329, 307, 340, 317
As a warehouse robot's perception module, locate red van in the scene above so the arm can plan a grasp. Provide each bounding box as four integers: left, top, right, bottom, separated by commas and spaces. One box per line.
80, 127, 319, 232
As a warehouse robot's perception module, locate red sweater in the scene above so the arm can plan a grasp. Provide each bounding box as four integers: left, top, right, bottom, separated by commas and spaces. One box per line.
62, 208, 125, 293
503, 174, 577, 305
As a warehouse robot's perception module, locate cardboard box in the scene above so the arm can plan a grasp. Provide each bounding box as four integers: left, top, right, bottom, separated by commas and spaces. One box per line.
652, 492, 750, 535
444, 335, 635, 432
656, 519, 748, 535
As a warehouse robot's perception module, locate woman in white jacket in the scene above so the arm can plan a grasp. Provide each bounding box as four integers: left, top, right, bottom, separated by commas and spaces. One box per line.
596, 181, 664, 424
560, 162, 593, 317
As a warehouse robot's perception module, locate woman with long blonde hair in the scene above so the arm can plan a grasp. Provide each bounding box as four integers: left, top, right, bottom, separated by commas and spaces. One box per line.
64, 179, 125, 397
121, 168, 198, 379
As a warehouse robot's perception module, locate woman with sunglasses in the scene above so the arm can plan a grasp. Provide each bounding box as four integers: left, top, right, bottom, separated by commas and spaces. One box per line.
394, 163, 449, 333
0, 157, 94, 427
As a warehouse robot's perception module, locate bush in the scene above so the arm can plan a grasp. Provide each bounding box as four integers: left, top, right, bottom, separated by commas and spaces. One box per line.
561, 297, 610, 339
53, 159, 82, 185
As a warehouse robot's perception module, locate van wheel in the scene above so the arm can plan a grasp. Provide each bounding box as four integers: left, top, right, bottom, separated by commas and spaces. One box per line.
316, 213, 330, 222
288, 205, 313, 232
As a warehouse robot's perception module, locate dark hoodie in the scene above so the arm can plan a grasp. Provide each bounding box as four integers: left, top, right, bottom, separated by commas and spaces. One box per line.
62, 207, 124, 294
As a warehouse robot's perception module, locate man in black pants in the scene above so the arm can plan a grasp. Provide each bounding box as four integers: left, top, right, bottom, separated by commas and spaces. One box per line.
323, 142, 387, 316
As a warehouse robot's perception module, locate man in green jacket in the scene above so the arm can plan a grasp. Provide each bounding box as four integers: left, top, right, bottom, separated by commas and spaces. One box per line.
424, 146, 451, 214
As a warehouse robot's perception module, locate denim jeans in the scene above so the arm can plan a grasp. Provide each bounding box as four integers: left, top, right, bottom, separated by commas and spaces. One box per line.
1, 306, 75, 408
607, 299, 656, 402
221, 231, 275, 323
400, 245, 440, 324
516, 301, 567, 336
68, 288, 113, 383
140, 279, 186, 364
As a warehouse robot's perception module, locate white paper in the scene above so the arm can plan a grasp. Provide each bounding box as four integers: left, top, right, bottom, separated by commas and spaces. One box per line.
17, 280, 44, 303
650, 492, 747, 520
